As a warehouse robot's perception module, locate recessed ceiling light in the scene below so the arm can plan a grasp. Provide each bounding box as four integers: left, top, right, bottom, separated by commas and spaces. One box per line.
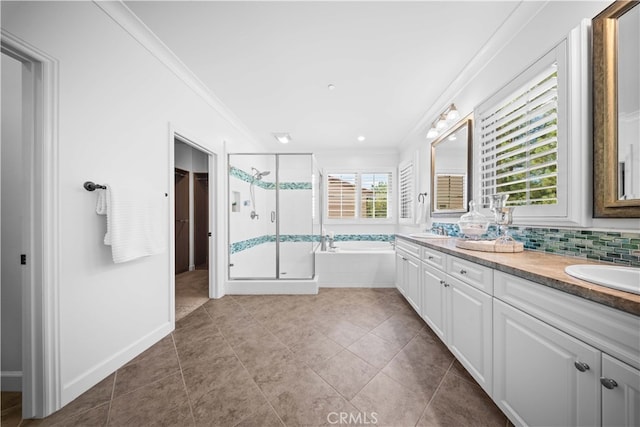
357, 135, 366, 142
328, 84, 336, 91
272, 133, 291, 144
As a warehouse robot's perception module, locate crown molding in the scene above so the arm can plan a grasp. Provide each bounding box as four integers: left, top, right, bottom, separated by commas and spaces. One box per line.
93, 1, 257, 143
398, 1, 549, 150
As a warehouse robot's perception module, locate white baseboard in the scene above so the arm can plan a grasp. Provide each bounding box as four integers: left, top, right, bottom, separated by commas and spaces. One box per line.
1, 371, 22, 391
60, 322, 172, 408
226, 277, 318, 295
320, 283, 394, 288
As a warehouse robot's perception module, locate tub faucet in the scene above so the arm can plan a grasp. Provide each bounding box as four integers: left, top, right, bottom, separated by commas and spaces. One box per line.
328, 236, 337, 250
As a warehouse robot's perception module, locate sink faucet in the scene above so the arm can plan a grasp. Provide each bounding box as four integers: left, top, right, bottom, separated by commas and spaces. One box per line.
432, 226, 447, 236
328, 235, 337, 250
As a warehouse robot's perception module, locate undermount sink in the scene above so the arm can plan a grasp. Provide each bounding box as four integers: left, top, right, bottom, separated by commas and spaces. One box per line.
565, 265, 640, 295
409, 233, 451, 239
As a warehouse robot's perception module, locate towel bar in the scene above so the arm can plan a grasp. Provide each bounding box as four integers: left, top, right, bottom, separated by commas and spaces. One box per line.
84, 181, 106, 191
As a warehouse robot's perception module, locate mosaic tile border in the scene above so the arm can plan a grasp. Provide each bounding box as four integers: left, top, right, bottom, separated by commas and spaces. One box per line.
229, 166, 311, 190
230, 234, 395, 253
432, 222, 640, 267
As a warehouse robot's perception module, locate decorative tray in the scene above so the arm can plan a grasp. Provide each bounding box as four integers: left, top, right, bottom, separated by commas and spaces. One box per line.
455, 239, 524, 253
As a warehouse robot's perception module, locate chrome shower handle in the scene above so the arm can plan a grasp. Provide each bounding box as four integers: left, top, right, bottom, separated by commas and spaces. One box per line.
271, 211, 276, 223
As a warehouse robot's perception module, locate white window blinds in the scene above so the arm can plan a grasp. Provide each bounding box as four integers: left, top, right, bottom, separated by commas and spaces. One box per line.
399, 162, 414, 220
327, 173, 357, 219
479, 62, 559, 207
326, 171, 392, 220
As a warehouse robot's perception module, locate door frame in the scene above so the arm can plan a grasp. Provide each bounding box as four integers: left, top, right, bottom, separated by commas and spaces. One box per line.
1, 30, 61, 418
168, 125, 219, 309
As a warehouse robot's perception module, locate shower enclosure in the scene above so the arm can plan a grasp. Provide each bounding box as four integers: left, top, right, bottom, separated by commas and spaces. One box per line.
228, 153, 320, 280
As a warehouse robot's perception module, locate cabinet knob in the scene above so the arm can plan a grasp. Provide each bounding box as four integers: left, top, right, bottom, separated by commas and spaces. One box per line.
600, 377, 618, 390
574, 361, 590, 372
439, 280, 448, 287
459, 269, 467, 275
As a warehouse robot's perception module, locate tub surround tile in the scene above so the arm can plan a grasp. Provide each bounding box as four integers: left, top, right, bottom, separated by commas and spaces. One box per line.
230, 233, 395, 253
397, 234, 640, 316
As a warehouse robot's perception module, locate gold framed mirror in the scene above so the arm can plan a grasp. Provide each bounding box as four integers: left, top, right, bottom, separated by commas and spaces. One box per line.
593, 0, 640, 217
430, 115, 473, 216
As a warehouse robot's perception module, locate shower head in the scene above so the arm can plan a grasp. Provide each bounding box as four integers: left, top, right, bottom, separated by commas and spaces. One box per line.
251, 167, 271, 180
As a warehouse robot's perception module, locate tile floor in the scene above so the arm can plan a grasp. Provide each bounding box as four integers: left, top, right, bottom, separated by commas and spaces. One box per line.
175, 269, 210, 321
5, 288, 509, 426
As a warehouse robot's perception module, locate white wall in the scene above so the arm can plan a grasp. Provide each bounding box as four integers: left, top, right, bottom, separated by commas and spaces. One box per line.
1, 52, 23, 391
398, 0, 639, 232
1, 1, 263, 410
315, 150, 398, 235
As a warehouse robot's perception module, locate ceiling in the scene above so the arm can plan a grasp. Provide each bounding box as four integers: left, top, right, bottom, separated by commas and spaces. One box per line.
126, 1, 521, 151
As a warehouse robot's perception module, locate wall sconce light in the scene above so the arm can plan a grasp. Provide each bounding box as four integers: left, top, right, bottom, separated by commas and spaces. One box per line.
426, 103, 460, 139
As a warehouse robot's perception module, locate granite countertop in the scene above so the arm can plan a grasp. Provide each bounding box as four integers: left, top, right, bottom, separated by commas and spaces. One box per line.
396, 234, 640, 317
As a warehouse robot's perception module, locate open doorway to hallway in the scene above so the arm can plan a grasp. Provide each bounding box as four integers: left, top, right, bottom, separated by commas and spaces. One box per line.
174, 139, 211, 320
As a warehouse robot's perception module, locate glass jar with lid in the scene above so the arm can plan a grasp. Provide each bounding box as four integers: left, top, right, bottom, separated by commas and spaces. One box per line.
458, 200, 490, 240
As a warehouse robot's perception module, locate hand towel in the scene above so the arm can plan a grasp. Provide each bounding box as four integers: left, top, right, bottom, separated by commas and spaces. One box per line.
416, 198, 429, 225
96, 185, 167, 263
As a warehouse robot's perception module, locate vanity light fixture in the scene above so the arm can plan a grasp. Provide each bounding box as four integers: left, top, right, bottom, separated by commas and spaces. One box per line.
426, 103, 460, 139
272, 133, 292, 144
357, 135, 366, 142
328, 84, 336, 91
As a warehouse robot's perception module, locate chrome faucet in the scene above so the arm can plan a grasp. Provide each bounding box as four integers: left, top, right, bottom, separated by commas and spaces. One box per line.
328, 236, 337, 250
432, 226, 447, 236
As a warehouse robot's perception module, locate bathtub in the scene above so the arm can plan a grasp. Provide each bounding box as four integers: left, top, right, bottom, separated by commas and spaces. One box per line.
315, 241, 396, 287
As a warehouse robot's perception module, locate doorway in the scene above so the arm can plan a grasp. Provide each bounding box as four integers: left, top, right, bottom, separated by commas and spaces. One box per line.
173, 138, 213, 320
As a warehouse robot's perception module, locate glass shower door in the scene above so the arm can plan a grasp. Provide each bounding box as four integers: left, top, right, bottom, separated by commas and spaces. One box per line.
228, 154, 277, 279
278, 154, 314, 279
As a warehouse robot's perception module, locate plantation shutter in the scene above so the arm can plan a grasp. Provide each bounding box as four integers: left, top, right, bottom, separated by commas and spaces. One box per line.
479, 62, 559, 207
399, 162, 414, 220
327, 173, 357, 219
360, 172, 392, 219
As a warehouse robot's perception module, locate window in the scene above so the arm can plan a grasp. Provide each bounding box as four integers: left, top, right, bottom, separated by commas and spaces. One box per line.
474, 22, 590, 226
479, 62, 559, 207
399, 161, 414, 222
326, 171, 393, 221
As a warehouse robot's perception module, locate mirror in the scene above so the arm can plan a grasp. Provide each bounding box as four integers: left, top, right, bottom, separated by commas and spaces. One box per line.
593, 1, 640, 217
430, 116, 472, 216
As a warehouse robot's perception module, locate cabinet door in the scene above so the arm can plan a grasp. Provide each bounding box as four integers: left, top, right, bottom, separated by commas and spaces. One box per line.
395, 251, 406, 296
404, 256, 421, 313
447, 276, 493, 394
602, 353, 640, 427
493, 299, 600, 427
421, 263, 447, 341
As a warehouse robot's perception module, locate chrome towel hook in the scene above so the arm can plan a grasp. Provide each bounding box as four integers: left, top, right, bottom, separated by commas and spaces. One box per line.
417, 192, 428, 203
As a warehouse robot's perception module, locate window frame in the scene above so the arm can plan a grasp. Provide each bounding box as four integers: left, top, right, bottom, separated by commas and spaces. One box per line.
473, 21, 591, 226
324, 168, 395, 224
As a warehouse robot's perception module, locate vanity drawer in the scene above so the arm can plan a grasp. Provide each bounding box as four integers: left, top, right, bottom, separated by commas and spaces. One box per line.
396, 239, 421, 258
494, 271, 640, 370
446, 256, 493, 294
422, 247, 446, 270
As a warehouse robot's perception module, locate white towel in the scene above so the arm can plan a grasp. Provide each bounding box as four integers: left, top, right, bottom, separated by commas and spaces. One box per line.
416, 199, 429, 225
96, 185, 167, 263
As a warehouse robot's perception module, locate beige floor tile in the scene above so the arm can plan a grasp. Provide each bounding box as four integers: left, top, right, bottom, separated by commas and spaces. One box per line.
289, 331, 343, 366
313, 349, 379, 400
181, 353, 247, 403
417, 373, 506, 427
347, 332, 404, 369
315, 318, 368, 347
53, 403, 109, 427
234, 401, 284, 427
351, 372, 428, 427
113, 345, 181, 397
370, 313, 423, 347
108, 373, 193, 426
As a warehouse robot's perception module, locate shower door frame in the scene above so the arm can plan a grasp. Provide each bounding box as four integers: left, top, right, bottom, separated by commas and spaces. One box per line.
227, 153, 316, 280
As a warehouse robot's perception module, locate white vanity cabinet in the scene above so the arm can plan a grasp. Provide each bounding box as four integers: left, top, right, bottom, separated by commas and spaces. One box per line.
419, 246, 493, 393
494, 270, 640, 427
601, 353, 640, 426
395, 240, 421, 313
493, 298, 601, 426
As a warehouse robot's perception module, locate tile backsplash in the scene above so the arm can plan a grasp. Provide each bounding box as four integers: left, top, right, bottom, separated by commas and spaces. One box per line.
432, 222, 640, 267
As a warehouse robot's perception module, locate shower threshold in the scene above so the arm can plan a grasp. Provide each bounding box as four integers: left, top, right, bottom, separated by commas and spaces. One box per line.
226, 276, 318, 295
